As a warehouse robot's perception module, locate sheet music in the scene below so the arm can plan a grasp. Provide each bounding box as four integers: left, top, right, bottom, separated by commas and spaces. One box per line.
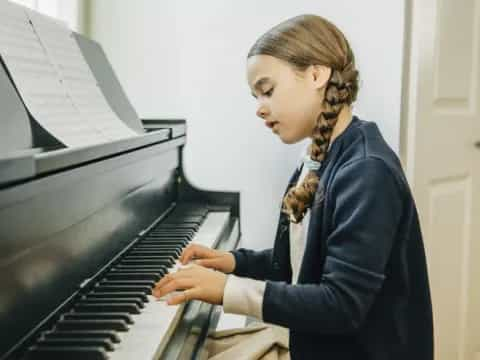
0, 1, 137, 147
26, 9, 138, 142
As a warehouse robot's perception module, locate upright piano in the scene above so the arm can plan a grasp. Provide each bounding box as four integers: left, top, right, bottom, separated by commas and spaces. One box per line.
0, 8, 241, 360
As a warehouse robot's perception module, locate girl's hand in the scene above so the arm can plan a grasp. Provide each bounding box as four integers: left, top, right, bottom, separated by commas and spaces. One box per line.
179, 244, 236, 274
152, 263, 227, 305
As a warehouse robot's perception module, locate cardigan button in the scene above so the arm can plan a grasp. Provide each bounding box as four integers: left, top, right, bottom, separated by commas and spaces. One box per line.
273, 261, 280, 270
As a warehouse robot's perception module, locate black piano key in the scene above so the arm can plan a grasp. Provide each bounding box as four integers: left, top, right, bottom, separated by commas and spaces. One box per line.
163, 217, 202, 223
127, 249, 182, 256
126, 253, 179, 260
147, 225, 197, 231
140, 236, 192, 246
123, 253, 176, 259
98, 280, 156, 290
63, 312, 134, 324
150, 226, 196, 231
56, 319, 129, 331
104, 272, 161, 281
112, 265, 169, 274
94, 284, 152, 294
131, 244, 184, 249
143, 236, 191, 242
120, 259, 174, 267
122, 255, 176, 261
110, 269, 166, 277
79, 297, 144, 308
74, 303, 141, 314
131, 242, 184, 247
156, 224, 199, 230
122, 254, 176, 260
35, 338, 115, 351
147, 232, 194, 238
137, 238, 187, 243
25, 345, 108, 360
131, 246, 185, 252
149, 230, 195, 237
130, 244, 184, 250
158, 220, 199, 225
163, 217, 203, 222
126, 253, 181, 259
128, 250, 182, 257
42, 330, 121, 343
145, 234, 193, 241
99, 279, 155, 286
86, 291, 149, 302
126, 246, 185, 255
134, 240, 186, 245
161, 224, 200, 230
111, 265, 166, 271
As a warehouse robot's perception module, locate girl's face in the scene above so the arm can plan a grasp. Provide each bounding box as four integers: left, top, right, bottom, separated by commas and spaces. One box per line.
247, 55, 331, 144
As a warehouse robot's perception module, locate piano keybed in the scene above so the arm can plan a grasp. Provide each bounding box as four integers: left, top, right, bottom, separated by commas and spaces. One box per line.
22, 205, 229, 360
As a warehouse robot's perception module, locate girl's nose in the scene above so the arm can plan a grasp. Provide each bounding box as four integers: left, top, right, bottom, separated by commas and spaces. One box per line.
256, 105, 268, 119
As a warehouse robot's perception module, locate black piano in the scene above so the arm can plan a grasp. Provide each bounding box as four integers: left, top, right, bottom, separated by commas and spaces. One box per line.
0, 23, 241, 360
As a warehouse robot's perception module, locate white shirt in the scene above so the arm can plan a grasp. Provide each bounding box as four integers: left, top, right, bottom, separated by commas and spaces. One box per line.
223, 156, 312, 319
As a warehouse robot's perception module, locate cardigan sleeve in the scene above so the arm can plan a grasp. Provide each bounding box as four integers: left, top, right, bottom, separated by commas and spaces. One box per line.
262, 157, 403, 333
230, 248, 275, 281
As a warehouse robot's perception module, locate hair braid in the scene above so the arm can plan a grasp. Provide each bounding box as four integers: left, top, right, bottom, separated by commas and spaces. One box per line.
282, 65, 358, 223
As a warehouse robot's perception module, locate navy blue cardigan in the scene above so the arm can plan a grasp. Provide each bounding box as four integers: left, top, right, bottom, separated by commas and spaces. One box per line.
231, 116, 434, 359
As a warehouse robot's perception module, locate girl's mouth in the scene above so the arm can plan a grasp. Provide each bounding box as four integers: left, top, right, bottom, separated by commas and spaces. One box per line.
266, 121, 279, 129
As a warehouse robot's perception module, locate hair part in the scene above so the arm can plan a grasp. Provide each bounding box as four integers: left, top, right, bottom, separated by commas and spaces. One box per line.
248, 14, 360, 223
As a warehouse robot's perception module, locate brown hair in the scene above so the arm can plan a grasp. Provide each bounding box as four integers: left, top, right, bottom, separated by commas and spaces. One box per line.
248, 14, 359, 223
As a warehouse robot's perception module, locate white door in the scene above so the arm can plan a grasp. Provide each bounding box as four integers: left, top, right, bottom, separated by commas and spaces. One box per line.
401, 0, 480, 359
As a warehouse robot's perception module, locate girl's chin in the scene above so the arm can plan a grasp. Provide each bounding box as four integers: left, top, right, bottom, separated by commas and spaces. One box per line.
278, 133, 302, 144
276, 130, 306, 144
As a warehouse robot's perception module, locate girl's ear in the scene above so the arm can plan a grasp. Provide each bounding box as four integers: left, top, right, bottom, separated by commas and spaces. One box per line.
310, 65, 331, 90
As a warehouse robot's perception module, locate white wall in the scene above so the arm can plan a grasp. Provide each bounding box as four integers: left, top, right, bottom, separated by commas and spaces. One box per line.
88, 0, 405, 250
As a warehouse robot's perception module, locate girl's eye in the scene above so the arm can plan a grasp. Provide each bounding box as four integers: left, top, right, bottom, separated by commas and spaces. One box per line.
264, 88, 274, 97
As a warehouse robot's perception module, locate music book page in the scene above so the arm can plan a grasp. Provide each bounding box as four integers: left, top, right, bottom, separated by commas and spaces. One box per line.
26, 9, 138, 141
0, 1, 137, 147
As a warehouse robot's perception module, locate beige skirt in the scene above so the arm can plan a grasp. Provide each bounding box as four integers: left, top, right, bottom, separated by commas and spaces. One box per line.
197, 322, 290, 360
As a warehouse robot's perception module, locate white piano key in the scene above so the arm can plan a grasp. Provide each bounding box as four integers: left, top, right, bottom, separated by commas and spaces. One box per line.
108, 211, 230, 360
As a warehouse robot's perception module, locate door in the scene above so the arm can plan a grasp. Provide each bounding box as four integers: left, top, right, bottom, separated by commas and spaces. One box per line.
401, 0, 480, 359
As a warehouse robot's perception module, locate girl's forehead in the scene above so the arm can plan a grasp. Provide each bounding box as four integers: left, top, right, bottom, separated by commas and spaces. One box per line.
247, 55, 286, 85
248, 55, 280, 74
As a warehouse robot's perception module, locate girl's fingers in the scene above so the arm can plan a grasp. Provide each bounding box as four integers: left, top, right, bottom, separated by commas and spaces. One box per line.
179, 244, 193, 263
180, 245, 198, 264
153, 277, 195, 299
153, 269, 194, 293
153, 272, 174, 289
167, 287, 202, 305
180, 245, 212, 264
166, 292, 186, 306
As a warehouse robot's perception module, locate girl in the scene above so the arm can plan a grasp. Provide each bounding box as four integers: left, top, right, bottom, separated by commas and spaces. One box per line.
153, 14, 434, 360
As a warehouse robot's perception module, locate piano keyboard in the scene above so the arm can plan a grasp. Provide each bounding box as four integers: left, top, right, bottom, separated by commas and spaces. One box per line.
23, 206, 231, 360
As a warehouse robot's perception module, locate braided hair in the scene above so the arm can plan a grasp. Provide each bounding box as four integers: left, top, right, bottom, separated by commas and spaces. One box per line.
248, 14, 360, 223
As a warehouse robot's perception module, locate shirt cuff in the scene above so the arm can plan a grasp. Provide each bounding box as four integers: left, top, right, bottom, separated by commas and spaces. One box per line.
222, 274, 266, 320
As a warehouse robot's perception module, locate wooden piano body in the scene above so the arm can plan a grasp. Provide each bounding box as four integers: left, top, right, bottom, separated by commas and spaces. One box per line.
0, 18, 240, 360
